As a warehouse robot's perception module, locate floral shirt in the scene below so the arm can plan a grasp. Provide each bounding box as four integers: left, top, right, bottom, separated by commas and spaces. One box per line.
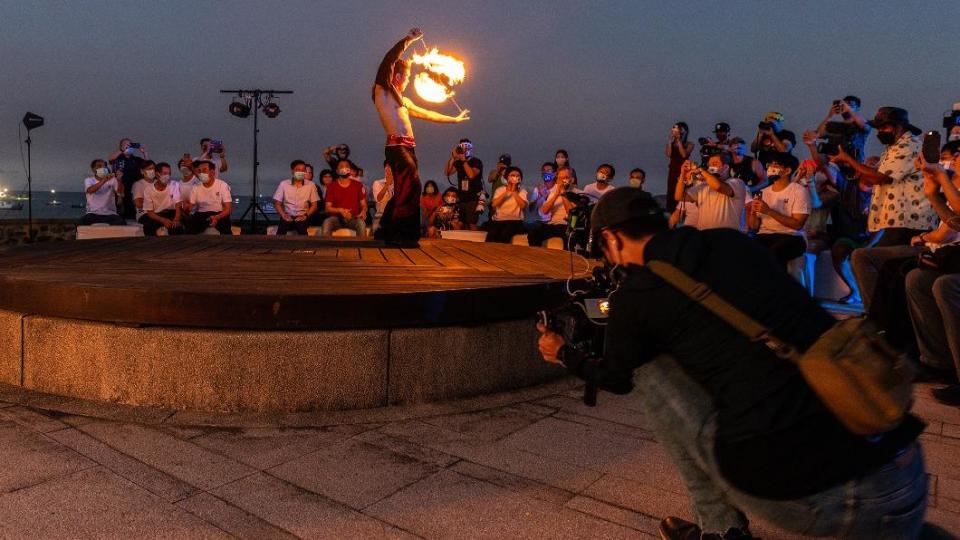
868, 132, 937, 232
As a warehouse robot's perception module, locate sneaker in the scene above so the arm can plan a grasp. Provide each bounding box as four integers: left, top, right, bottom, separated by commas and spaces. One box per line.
932, 384, 960, 406
658, 517, 756, 540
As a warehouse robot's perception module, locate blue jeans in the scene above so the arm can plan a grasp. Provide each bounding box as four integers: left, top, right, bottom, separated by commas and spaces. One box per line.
321, 216, 365, 237
633, 355, 928, 539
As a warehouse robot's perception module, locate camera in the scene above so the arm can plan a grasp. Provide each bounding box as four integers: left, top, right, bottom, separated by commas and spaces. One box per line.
562, 191, 595, 256
538, 263, 618, 406
943, 109, 960, 130
758, 122, 774, 131
128, 142, 141, 149
816, 121, 855, 157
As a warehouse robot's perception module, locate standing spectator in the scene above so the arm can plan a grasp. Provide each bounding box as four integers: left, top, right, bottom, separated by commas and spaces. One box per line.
554, 149, 574, 178
582, 164, 616, 203
131, 160, 156, 226
729, 137, 768, 193
81, 159, 125, 225
747, 153, 811, 266
528, 166, 577, 247
322, 159, 367, 237
108, 138, 148, 219
487, 153, 512, 195
698, 122, 732, 166
487, 166, 529, 243
140, 162, 183, 236
444, 138, 484, 230
846, 107, 938, 309
627, 168, 646, 190
371, 161, 394, 234
816, 95, 870, 164
198, 138, 229, 173
323, 143, 354, 172
428, 188, 462, 238
751, 112, 796, 166
185, 160, 233, 235
672, 153, 746, 231
665, 122, 694, 212
420, 180, 443, 235
273, 160, 320, 235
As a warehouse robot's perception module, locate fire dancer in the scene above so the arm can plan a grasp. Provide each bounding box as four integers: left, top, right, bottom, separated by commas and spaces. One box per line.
372, 27, 470, 246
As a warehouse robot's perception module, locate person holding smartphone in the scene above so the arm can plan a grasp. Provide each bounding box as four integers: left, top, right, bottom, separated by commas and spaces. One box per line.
199, 138, 229, 173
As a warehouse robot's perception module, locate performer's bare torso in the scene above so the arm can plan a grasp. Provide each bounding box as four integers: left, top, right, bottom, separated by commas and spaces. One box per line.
373, 87, 414, 138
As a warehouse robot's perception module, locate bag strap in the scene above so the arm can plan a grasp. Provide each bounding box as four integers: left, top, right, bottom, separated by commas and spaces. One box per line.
646, 260, 799, 360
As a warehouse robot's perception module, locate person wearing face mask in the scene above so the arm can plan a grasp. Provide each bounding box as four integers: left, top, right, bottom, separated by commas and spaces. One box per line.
185, 160, 233, 235
108, 137, 149, 219
371, 161, 395, 234
583, 164, 617, 203
323, 143, 356, 173
131, 160, 157, 226
554, 149, 576, 180
527, 166, 579, 247
140, 162, 183, 236
177, 158, 201, 215
751, 112, 796, 167
486, 166, 529, 243
420, 180, 443, 236
81, 159, 126, 225
747, 153, 812, 267
665, 123, 694, 212
536, 188, 928, 540
321, 159, 368, 237
727, 137, 768, 194
272, 159, 320, 236
487, 153, 513, 194
816, 96, 870, 166
673, 153, 747, 232
444, 138, 485, 231
841, 107, 938, 311
428, 188, 462, 238
627, 168, 646, 190
198, 138, 229, 174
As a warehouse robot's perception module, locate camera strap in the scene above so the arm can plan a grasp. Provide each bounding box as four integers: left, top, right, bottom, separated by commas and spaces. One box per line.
647, 261, 800, 361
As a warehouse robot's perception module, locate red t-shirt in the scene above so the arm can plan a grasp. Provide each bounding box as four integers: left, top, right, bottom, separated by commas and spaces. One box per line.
326, 180, 366, 216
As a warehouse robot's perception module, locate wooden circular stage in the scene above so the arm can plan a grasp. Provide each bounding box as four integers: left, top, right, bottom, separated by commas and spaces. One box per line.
0, 237, 588, 329
0, 237, 590, 414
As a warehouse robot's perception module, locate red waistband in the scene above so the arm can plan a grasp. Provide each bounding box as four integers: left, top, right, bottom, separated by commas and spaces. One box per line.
386, 135, 416, 147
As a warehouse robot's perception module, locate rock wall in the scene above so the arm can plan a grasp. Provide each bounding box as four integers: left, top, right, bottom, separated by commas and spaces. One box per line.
0, 220, 78, 245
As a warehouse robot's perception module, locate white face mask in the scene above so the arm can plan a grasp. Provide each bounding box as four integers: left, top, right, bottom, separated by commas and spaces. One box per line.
198, 173, 210, 183
95, 167, 109, 178
942, 160, 954, 171
596, 173, 608, 182
337, 168, 352, 177
157, 174, 170, 184
444, 197, 457, 205
949, 134, 960, 142
766, 167, 782, 178
180, 167, 192, 177
707, 166, 722, 175
629, 177, 643, 188
293, 171, 306, 181
144, 170, 156, 179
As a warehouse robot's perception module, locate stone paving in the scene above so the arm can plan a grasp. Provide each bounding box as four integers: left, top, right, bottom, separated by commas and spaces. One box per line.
0, 381, 958, 539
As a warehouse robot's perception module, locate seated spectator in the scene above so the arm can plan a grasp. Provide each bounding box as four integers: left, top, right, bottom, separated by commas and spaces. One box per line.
747, 153, 811, 266
178, 158, 201, 215
273, 160, 320, 235
428, 188, 462, 238
487, 166, 529, 243
527, 166, 577, 247
582, 163, 616, 203
672, 153, 746, 231
185, 160, 233, 235
321, 159, 367, 237
81, 159, 126, 225
750, 111, 796, 166
627, 168, 646, 190
729, 137, 768, 193
316, 168, 334, 199
131, 160, 156, 226
371, 161, 393, 234
420, 180, 443, 235
140, 162, 183, 236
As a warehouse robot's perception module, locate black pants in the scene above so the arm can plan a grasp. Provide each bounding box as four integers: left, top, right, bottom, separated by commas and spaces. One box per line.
185, 212, 232, 235
871, 256, 921, 354
81, 213, 126, 226
874, 228, 926, 248
277, 218, 309, 235
139, 210, 183, 236
755, 233, 807, 267
377, 145, 421, 246
486, 220, 527, 244
526, 222, 567, 247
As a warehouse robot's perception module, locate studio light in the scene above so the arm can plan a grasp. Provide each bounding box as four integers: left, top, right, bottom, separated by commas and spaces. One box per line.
22, 112, 44, 130
229, 100, 251, 118
262, 102, 281, 118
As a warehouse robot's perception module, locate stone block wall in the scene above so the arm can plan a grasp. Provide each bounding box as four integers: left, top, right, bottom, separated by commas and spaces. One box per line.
0, 220, 78, 245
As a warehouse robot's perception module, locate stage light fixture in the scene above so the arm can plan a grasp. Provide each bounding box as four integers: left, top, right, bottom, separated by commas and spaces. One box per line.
262, 102, 281, 118
229, 100, 251, 118
22, 112, 44, 131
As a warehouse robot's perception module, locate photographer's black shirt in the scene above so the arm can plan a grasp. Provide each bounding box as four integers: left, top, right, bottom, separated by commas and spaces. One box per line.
756, 129, 797, 166
562, 227, 922, 500
454, 157, 484, 202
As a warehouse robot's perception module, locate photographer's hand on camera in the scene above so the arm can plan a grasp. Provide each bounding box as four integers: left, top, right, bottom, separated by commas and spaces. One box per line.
535, 322, 566, 365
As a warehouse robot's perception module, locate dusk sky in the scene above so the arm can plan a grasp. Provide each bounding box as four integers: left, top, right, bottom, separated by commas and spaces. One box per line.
1, 0, 958, 197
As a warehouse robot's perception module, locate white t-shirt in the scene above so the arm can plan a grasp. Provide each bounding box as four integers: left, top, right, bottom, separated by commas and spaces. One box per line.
189, 178, 232, 213
142, 182, 181, 214
84, 177, 120, 216
757, 181, 812, 236
677, 199, 700, 228
272, 179, 320, 217
582, 182, 615, 203
178, 178, 200, 212
132, 179, 152, 220
492, 186, 528, 221
533, 185, 571, 225
371, 178, 393, 218
689, 177, 746, 231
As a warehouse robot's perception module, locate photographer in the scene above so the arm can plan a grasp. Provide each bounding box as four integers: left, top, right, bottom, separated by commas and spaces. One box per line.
672, 153, 746, 231
81, 159, 126, 225
665, 122, 694, 212
198, 138, 229, 173
698, 122, 732, 166
816, 96, 870, 164
443, 138, 484, 230
108, 138, 149, 219
323, 143, 355, 173
750, 112, 795, 166
528, 166, 577, 247
537, 188, 927, 540
487, 153, 512, 194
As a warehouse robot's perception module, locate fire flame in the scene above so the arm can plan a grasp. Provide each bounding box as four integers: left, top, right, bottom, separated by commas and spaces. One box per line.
411, 48, 465, 104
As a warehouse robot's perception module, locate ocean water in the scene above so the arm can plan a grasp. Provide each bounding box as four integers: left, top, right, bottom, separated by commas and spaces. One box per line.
0, 191, 277, 221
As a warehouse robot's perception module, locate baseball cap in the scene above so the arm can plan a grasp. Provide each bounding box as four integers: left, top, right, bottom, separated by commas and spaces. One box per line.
590, 187, 665, 235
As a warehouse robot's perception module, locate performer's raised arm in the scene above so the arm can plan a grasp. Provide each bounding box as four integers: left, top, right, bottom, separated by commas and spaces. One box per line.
402, 97, 470, 124
373, 28, 423, 102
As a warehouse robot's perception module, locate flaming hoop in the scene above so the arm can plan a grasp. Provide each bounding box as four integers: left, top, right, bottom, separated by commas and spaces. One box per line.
411, 43, 466, 111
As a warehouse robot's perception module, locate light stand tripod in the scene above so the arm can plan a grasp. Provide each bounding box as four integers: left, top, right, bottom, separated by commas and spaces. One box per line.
22, 112, 44, 242
220, 89, 292, 233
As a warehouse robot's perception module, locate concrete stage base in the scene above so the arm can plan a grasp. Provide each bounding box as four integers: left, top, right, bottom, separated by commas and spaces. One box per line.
0, 309, 559, 413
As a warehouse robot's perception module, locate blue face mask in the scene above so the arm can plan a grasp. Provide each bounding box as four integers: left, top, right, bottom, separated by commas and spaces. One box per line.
542, 172, 555, 182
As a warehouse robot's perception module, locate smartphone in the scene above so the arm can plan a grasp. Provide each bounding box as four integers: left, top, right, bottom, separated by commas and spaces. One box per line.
210, 139, 223, 152
129, 142, 141, 149
922, 131, 942, 164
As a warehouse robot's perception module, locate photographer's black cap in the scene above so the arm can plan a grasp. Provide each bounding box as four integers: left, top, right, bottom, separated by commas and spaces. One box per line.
868, 107, 921, 135
498, 153, 512, 165
714, 122, 730, 133
590, 187, 664, 235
